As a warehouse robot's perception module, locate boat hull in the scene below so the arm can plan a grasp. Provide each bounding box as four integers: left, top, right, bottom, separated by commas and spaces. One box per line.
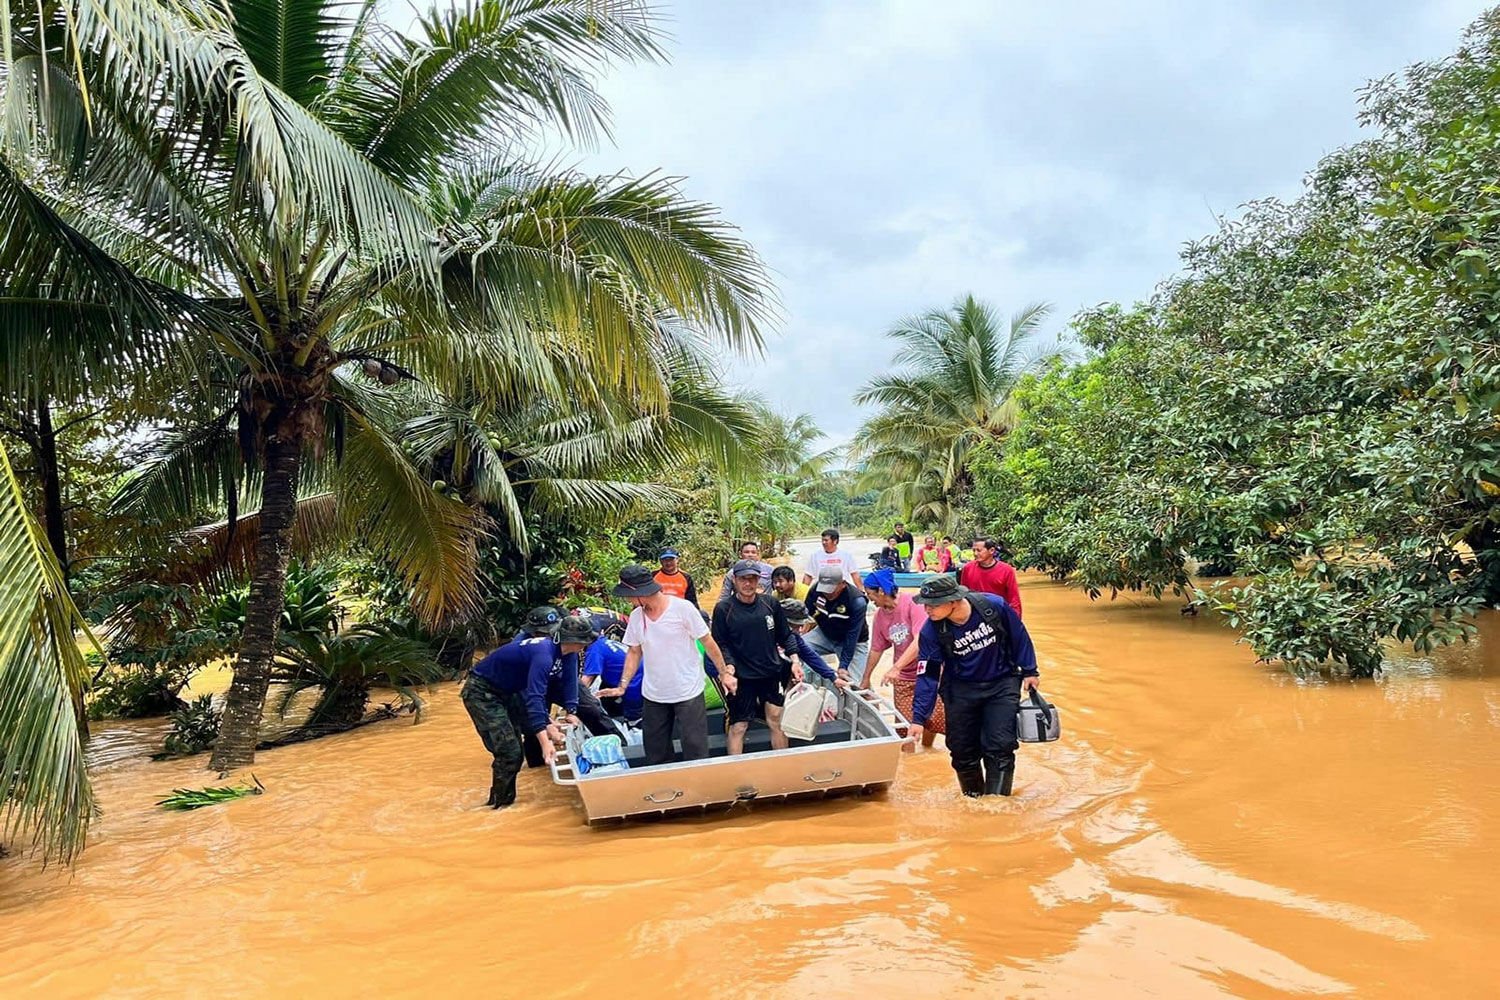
550, 687, 909, 823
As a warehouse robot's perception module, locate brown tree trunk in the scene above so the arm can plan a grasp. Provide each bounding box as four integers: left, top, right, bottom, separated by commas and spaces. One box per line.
33, 398, 69, 580
209, 431, 303, 772
30, 399, 89, 739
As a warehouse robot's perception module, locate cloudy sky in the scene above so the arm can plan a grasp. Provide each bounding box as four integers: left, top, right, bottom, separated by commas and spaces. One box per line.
566, 0, 1489, 448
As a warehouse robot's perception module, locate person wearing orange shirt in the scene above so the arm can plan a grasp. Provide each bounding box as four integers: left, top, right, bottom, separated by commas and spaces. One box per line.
652, 548, 699, 606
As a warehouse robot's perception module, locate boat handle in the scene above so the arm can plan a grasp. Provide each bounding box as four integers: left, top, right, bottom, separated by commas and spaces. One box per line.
549, 753, 578, 786
804, 769, 843, 784
643, 789, 684, 804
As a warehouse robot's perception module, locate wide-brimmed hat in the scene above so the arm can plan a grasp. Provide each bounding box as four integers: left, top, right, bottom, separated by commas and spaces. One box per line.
779, 598, 813, 625
912, 575, 971, 606
521, 605, 563, 636
611, 563, 662, 598
557, 616, 599, 644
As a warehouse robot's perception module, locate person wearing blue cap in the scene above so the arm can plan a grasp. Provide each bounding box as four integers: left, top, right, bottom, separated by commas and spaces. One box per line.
653, 548, 698, 605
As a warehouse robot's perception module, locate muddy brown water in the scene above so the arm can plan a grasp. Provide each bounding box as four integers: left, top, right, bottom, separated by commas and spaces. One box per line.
2, 575, 1497, 998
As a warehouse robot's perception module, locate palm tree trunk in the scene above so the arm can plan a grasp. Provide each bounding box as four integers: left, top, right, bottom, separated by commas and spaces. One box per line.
209, 432, 302, 771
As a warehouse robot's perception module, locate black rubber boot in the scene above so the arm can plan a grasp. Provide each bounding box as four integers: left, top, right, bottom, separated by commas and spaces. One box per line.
983, 763, 1014, 796
487, 783, 515, 810
956, 768, 985, 797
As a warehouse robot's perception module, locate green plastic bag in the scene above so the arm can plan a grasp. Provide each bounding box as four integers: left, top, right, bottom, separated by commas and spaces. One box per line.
698, 639, 724, 710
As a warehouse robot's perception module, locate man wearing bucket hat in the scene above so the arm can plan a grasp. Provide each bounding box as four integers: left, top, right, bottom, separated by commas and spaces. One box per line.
601, 564, 731, 766
461, 606, 591, 808
777, 599, 842, 688
910, 576, 1040, 797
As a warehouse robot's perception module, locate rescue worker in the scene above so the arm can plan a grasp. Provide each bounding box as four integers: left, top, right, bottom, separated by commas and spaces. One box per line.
461, 608, 594, 809
958, 536, 1023, 617
778, 598, 844, 690
910, 576, 1039, 797
579, 627, 643, 724
717, 540, 774, 601
771, 564, 809, 601
602, 564, 731, 766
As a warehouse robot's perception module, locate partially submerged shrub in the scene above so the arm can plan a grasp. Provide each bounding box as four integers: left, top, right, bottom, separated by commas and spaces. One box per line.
162, 696, 221, 756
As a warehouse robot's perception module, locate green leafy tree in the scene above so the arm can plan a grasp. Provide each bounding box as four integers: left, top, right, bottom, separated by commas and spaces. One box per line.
970, 11, 1500, 675
0, 438, 97, 862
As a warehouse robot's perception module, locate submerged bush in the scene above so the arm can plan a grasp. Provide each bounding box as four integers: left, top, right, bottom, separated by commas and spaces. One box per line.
162, 696, 221, 756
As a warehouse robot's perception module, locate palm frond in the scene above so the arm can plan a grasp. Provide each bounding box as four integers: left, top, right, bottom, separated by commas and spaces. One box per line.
337, 407, 486, 626
0, 437, 96, 863
164, 492, 342, 588
231, 0, 349, 105
0, 161, 200, 403
438, 168, 775, 400
110, 411, 242, 524
330, 0, 664, 181
527, 476, 680, 514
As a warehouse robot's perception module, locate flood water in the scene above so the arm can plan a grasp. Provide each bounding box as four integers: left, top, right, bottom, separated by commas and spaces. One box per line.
3, 573, 1497, 998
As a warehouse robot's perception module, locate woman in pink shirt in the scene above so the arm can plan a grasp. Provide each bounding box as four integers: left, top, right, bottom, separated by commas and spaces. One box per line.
863, 569, 943, 747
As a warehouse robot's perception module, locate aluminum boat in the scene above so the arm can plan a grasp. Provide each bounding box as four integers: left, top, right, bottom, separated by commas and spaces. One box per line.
548, 687, 908, 823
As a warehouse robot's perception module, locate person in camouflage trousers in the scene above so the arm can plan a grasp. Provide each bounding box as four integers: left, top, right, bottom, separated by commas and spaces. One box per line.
461, 679, 531, 807
462, 609, 595, 808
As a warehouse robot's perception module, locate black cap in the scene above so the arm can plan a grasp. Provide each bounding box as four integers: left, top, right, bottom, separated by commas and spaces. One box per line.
521, 605, 563, 635
611, 563, 662, 598
912, 576, 971, 606
731, 559, 763, 578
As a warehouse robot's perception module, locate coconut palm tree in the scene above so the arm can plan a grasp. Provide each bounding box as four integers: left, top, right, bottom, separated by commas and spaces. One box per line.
852, 296, 1057, 530
753, 405, 840, 498
8, 0, 773, 772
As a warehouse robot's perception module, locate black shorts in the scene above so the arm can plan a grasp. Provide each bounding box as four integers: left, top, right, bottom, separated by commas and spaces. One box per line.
726, 676, 785, 725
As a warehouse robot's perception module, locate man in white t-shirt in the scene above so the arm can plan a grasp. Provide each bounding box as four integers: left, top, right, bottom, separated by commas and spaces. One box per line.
801, 527, 863, 590
601, 563, 731, 766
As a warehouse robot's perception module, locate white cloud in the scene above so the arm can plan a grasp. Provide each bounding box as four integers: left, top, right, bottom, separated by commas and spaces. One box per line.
554, 0, 1490, 441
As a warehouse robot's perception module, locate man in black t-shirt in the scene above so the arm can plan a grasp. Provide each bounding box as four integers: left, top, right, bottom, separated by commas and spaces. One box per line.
893, 523, 916, 570
711, 560, 797, 755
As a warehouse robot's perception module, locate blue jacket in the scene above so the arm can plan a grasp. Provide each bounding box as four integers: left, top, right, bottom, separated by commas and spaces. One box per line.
912, 595, 1037, 726
472, 636, 580, 734
789, 631, 838, 681
804, 587, 869, 671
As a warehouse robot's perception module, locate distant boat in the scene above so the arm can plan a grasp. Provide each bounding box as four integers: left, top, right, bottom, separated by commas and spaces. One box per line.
549, 688, 909, 823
